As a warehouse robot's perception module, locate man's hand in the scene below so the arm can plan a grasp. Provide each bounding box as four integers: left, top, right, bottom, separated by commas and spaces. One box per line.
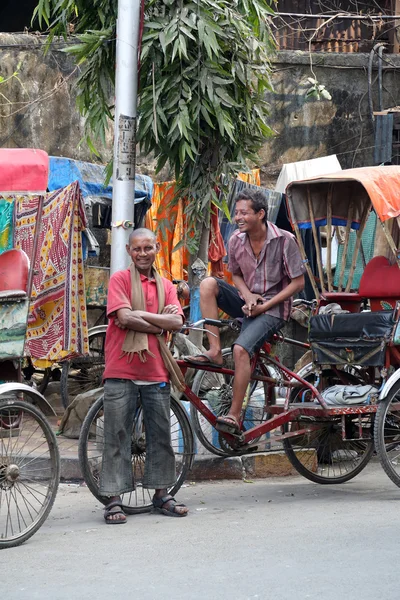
114, 316, 127, 329
242, 300, 268, 318
242, 293, 265, 316
162, 304, 179, 315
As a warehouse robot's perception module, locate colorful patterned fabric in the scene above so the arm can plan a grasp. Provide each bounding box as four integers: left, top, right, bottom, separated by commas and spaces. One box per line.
14, 182, 89, 367
0, 196, 14, 254
145, 182, 188, 281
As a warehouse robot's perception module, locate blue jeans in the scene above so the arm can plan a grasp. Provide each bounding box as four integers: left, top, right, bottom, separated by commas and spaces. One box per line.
99, 379, 176, 497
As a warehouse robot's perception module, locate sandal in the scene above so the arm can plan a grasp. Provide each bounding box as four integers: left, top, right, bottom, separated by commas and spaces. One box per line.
152, 494, 188, 518
215, 414, 241, 435
104, 500, 127, 525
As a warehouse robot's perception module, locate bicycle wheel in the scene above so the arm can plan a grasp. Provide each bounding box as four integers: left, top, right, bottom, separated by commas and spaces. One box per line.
79, 394, 194, 514
0, 395, 60, 549
190, 349, 271, 457
60, 329, 106, 409
283, 367, 374, 484
374, 380, 400, 487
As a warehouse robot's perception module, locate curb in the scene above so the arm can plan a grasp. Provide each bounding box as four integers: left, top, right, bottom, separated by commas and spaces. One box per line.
59, 451, 301, 482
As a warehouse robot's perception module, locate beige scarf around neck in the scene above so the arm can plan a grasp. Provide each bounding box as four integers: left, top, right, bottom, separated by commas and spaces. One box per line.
121, 263, 185, 392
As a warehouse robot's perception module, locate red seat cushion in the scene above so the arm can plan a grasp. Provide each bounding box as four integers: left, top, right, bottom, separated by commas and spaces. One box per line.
359, 256, 400, 299
0, 249, 29, 293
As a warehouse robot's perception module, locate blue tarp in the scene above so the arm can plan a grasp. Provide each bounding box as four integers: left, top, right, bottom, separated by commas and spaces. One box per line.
48, 157, 153, 204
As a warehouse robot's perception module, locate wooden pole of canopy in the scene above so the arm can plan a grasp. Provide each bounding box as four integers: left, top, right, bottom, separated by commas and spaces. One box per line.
380, 220, 400, 267
337, 201, 354, 291
326, 185, 333, 292
307, 186, 326, 294
290, 217, 320, 300
345, 202, 371, 292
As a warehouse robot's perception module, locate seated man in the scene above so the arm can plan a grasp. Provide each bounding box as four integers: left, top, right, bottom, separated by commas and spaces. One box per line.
186, 189, 305, 434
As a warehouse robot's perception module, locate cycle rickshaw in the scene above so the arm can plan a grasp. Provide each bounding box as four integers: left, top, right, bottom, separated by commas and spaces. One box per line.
76, 165, 400, 516
286, 165, 400, 487
0, 150, 60, 548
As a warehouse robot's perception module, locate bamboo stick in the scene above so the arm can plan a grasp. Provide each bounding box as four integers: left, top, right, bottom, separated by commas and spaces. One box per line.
345, 202, 371, 292
307, 186, 326, 294
286, 196, 320, 300
380, 220, 400, 267
326, 185, 333, 292
337, 201, 354, 291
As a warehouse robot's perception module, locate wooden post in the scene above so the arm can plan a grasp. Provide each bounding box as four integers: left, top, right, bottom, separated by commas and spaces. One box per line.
291, 219, 320, 300
380, 220, 400, 267
307, 186, 326, 294
337, 201, 354, 291
326, 185, 333, 292
345, 202, 371, 292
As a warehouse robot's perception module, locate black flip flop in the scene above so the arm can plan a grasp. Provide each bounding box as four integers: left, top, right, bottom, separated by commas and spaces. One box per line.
152, 494, 188, 517
104, 500, 127, 525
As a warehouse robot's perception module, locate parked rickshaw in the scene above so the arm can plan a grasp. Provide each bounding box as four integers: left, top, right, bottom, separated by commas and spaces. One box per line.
0, 150, 60, 548
286, 165, 400, 487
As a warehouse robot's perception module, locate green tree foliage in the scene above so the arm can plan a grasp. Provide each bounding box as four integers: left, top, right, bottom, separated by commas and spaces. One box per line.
34, 0, 275, 252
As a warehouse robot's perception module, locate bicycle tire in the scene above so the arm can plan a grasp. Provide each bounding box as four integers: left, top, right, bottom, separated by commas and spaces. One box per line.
374, 380, 400, 488
190, 349, 272, 457
0, 396, 60, 549
283, 367, 374, 484
79, 394, 194, 514
60, 329, 106, 409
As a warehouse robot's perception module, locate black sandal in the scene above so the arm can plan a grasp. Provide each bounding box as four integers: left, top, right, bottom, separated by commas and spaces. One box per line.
152, 494, 188, 517
104, 500, 127, 525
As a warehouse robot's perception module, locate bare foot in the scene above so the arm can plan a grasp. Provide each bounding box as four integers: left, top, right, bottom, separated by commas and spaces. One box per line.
184, 352, 223, 367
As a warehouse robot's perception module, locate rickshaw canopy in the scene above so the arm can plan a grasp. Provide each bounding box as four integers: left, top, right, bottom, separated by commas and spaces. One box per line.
0, 148, 49, 192
286, 165, 400, 228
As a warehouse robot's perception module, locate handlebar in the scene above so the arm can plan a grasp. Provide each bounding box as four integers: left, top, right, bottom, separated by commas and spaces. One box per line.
292, 299, 316, 308
180, 318, 240, 334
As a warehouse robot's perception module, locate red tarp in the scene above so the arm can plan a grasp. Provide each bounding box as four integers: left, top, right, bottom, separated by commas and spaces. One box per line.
0, 149, 49, 192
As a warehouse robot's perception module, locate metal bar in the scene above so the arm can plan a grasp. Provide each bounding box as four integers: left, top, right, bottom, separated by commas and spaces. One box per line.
110, 0, 142, 275
326, 185, 333, 291
273, 12, 400, 20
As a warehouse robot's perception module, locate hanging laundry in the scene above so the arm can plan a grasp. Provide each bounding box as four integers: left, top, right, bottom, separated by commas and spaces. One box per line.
14, 182, 89, 367
145, 182, 188, 281
209, 208, 226, 278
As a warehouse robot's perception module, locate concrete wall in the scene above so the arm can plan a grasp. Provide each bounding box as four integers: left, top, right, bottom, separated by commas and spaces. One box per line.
262, 50, 400, 186
1, 34, 399, 182
0, 34, 112, 163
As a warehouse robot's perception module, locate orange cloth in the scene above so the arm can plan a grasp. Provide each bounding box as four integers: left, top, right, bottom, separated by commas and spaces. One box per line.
209, 208, 226, 278
145, 182, 188, 281
237, 168, 260, 186
145, 169, 260, 282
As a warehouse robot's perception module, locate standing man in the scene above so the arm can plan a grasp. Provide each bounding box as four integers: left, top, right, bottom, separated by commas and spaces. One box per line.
186, 189, 305, 434
100, 228, 188, 523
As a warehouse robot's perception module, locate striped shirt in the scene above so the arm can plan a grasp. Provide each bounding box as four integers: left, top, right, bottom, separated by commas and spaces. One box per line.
228, 221, 306, 321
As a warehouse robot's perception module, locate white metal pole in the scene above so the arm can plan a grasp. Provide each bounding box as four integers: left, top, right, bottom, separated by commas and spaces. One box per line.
110, 0, 142, 275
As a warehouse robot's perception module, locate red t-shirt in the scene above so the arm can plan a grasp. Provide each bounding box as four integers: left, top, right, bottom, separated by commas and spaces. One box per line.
103, 269, 184, 382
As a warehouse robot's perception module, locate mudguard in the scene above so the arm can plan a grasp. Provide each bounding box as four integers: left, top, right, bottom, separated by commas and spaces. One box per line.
88, 325, 108, 337
0, 382, 56, 416
379, 370, 400, 401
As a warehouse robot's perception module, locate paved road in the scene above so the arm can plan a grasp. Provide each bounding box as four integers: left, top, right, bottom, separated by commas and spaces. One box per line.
4, 463, 400, 600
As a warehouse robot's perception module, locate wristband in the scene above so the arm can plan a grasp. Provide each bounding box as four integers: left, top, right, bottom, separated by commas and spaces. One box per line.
158, 328, 164, 336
